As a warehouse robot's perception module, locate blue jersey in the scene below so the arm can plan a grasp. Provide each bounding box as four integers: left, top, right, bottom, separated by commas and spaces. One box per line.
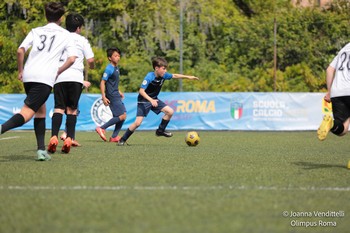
102, 64, 121, 98
138, 72, 173, 102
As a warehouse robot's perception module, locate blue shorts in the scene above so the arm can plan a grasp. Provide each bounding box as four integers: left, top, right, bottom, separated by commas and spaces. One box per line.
109, 97, 126, 117
137, 99, 167, 117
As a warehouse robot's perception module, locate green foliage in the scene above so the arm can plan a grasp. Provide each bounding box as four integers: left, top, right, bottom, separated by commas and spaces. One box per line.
1, 0, 350, 93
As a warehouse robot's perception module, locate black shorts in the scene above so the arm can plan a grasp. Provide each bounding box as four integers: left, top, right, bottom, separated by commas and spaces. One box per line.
331, 96, 350, 123
53, 82, 83, 110
136, 99, 167, 117
23, 82, 52, 112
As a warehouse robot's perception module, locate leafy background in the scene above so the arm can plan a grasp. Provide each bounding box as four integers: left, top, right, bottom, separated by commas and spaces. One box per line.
1, 0, 350, 93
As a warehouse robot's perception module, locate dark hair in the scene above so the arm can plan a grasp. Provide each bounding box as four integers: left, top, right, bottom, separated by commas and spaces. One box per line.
45, 2, 65, 22
106, 47, 121, 58
152, 57, 168, 69
65, 13, 84, 32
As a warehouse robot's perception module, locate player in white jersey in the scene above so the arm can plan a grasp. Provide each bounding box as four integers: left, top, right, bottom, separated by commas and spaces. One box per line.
48, 13, 94, 154
0, 2, 77, 161
318, 43, 350, 140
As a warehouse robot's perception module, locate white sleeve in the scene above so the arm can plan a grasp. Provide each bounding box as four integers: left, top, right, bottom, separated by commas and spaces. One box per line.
83, 38, 94, 59
65, 37, 78, 58
18, 30, 34, 51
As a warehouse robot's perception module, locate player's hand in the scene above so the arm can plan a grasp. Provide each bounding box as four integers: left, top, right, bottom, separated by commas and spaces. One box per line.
324, 92, 331, 103
189, 76, 199, 80
18, 72, 23, 82
102, 96, 110, 106
151, 99, 158, 107
83, 81, 91, 88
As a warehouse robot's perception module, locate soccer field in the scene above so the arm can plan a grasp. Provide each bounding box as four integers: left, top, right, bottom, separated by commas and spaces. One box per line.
0, 130, 349, 233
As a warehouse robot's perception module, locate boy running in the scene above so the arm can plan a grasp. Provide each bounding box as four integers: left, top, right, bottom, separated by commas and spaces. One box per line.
48, 13, 94, 154
0, 2, 77, 161
95, 47, 126, 142
118, 57, 199, 145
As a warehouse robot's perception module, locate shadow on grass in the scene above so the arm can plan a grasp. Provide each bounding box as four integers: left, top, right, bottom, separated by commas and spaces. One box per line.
0, 150, 36, 162
293, 161, 347, 170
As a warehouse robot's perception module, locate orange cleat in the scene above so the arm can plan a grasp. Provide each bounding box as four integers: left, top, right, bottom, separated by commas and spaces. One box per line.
95, 127, 107, 141
61, 137, 72, 154
71, 140, 81, 147
109, 136, 121, 143
48, 136, 58, 153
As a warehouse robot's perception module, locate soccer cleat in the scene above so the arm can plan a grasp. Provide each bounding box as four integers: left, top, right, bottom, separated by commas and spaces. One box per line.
117, 139, 128, 146
317, 115, 334, 141
37, 150, 51, 161
155, 129, 173, 137
61, 137, 72, 153
71, 140, 81, 147
60, 132, 67, 141
109, 136, 121, 143
95, 127, 107, 141
47, 136, 58, 153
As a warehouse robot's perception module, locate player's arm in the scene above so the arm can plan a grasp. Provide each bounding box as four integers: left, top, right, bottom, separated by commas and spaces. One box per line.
100, 79, 109, 106
139, 88, 158, 107
119, 90, 124, 99
87, 57, 95, 69
17, 47, 25, 81
325, 65, 335, 102
172, 74, 199, 80
57, 56, 76, 77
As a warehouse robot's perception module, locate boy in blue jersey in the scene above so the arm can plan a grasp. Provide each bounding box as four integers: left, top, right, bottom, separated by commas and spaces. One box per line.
95, 47, 126, 142
118, 57, 199, 145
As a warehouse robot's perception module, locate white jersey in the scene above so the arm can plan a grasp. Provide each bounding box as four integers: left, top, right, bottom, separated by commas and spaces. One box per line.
330, 42, 350, 98
19, 23, 77, 87
56, 33, 94, 84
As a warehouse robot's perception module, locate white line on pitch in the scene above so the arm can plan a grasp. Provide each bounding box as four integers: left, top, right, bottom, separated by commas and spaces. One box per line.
0, 185, 349, 192
0, 136, 20, 141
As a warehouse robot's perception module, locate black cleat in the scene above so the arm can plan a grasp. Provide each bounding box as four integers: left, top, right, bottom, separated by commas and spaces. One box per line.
117, 139, 128, 146
155, 129, 173, 137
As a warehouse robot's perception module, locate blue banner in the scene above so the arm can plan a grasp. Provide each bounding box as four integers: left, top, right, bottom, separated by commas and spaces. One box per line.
0, 92, 325, 131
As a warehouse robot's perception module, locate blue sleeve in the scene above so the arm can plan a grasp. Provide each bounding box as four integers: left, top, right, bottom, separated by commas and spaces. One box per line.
101, 65, 113, 81
163, 72, 173, 80
140, 72, 154, 89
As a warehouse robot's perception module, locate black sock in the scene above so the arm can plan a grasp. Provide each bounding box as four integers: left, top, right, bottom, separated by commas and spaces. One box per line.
34, 118, 46, 150
1, 113, 25, 134
331, 119, 344, 135
158, 119, 170, 131
66, 114, 77, 139
122, 128, 134, 141
51, 113, 63, 137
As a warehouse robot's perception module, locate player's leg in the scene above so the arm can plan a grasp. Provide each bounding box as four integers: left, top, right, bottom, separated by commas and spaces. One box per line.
318, 96, 349, 140
118, 116, 144, 146
118, 102, 150, 145
109, 100, 127, 142
48, 83, 66, 153
155, 101, 174, 137
0, 82, 45, 134
34, 104, 51, 161
23, 83, 52, 160
61, 82, 83, 153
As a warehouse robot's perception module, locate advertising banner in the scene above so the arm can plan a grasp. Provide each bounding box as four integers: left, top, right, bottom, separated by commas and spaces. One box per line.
0, 92, 325, 131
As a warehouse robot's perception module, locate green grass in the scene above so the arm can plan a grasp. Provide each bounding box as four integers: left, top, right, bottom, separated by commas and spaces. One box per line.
0, 131, 349, 233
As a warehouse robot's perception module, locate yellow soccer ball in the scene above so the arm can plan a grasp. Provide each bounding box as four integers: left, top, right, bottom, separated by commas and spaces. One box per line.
185, 131, 200, 147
